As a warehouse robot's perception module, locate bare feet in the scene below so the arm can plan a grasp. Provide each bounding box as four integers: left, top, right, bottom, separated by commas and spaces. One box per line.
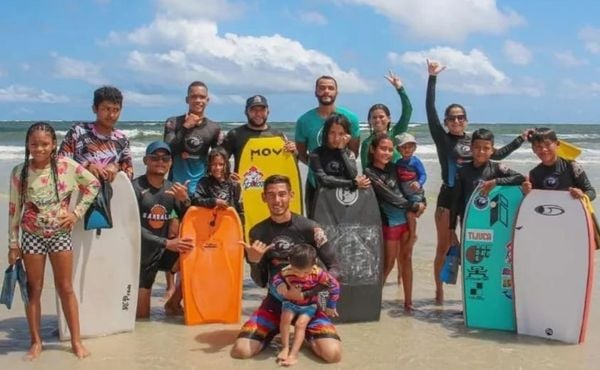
280, 354, 298, 366
435, 289, 444, 305
162, 287, 176, 301
72, 341, 90, 359
164, 301, 184, 316
404, 303, 414, 313
23, 342, 42, 361
276, 347, 289, 363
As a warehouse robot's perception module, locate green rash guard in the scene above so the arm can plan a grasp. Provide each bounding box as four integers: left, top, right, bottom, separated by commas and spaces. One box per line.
360, 87, 412, 170
295, 106, 360, 186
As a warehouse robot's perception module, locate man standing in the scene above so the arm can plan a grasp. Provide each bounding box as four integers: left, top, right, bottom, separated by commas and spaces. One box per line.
230, 175, 341, 363
164, 81, 221, 194
133, 141, 193, 318
59, 86, 133, 180
295, 76, 361, 213
221, 95, 296, 173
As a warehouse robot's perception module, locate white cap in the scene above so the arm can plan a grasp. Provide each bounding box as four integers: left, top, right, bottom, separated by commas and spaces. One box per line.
394, 133, 416, 147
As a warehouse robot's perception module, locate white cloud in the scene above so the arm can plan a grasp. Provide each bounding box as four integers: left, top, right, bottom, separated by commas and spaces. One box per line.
394, 46, 542, 96
298, 11, 328, 25
579, 26, 600, 54
0, 85, 70, 103
561, 79, 600, 97
156, 0, 244, 21
52, 54, 106, 85
108, 3, 369, 94
554, 51, 589, 67
503, 40, 532, 65
338, 0, 524, 42
123, 90, 173, 107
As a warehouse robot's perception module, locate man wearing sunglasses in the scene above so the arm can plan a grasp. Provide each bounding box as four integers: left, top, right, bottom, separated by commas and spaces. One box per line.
133, 141, 194, 318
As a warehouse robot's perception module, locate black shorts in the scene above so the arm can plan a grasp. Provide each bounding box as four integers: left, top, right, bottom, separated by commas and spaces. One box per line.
139, 250, 179, 289
436, 184, 454, 209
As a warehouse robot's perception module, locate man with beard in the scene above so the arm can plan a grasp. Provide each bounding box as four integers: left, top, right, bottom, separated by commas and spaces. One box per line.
163, 81, 221, 195
230, 175, 341, 363
221, 95, 296, 174
295, 76, 361, 214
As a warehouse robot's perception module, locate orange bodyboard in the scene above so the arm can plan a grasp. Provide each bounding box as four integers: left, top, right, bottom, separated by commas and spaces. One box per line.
179, 206, 244, 325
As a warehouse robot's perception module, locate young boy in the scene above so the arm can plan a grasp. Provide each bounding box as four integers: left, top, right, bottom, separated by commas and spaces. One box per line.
522, 127, 596, 200
394, 133, 426, 284
271, 243, 340, 366
450, 128, 526, 229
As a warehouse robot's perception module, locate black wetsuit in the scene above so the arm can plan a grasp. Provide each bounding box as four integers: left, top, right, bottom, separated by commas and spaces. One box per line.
529, 158, 596, 200
450, 161, 525, 228
191, 176, 244, 223
132, 175, 181, 289
248, 213, 339, 296
426, 75, 525, 207
364, 163, 421, 227
221, 124, 283, 172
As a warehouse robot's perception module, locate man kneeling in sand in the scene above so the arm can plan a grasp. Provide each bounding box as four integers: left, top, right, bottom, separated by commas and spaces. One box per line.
230, 175, 342, 365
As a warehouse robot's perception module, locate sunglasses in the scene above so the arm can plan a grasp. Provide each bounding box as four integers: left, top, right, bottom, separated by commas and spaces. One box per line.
445, 114, 467, 122
146, 154, 172, 162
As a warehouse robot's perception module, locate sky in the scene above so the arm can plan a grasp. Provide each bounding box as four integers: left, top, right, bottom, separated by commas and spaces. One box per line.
0, 0, 599, 124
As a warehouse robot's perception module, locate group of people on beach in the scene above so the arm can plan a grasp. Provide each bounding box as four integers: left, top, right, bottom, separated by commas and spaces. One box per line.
5, 59, 597, 365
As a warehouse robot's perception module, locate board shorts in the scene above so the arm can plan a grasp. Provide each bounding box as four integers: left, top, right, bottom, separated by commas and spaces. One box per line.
282, 301, 318, 318
382, 223, 409, 241
21, 230, 72, 255
139, 250, 179, 289
238, 293, 340, 346
436, 184, 454, 209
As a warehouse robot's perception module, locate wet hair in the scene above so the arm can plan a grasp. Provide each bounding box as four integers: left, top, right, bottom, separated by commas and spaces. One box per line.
321, 113, 351, 146
93, 86, 123, 108
444, 103, 468, 121
289, 243, 317, 270
367, 104, 392, 134
207, 147, 231, 179
20, 122, 59, 207
367, 133, 393, 166
471, 128, 495, 145
187, 81, 208, 95
529, 127, 558, 144
263, 174, 291, 192
315, 75, 337, 90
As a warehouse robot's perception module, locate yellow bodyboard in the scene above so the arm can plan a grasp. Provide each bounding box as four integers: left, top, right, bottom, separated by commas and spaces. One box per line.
558, 139, 582, 160
238, 136, 303, 241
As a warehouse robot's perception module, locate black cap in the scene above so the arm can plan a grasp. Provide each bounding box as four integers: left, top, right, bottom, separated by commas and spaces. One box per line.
245, 95, 268, 110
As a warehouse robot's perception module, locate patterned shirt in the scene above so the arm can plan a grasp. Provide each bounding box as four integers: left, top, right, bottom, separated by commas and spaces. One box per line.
271, 265, 340, 309
8, 157, 100, 245
58, 122, 133, 179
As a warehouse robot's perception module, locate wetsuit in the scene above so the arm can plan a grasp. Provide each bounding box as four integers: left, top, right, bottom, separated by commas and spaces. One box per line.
395, 155, 426, 203
426, 75, 525, 208
190, 176, 244, 223
309, 146, 358, 189
360, 87, 412, 169
220, 124, 283, 173
163, 115, 221, 194
450, 161, 525, 228
132, 175, 181, 289
529, 158, 596, 200
238, 213, 340, 345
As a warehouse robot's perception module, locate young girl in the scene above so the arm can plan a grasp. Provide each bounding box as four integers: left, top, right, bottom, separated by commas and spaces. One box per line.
360, 71, 413, 170
271, 243, 339, 366
364, 134, 425, 310
190, 147, 244, 222
425, 59, 531, 304
308, 113, 371, 215
7, 122, 100, 360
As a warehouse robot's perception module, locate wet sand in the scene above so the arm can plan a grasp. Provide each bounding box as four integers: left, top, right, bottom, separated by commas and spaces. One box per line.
1, 160, 600, 369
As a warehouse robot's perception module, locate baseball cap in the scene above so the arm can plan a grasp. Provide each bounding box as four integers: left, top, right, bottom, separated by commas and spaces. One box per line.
395, 133, 417, 148
245, 95, 268, 110
145, 141, 172, 156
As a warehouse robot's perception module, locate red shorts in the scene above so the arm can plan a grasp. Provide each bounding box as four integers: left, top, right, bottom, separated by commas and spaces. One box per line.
382, 224, 409, 241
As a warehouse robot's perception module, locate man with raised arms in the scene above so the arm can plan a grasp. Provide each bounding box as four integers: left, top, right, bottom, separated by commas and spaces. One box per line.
230, 175, 341, 364
295, 76, 361, 215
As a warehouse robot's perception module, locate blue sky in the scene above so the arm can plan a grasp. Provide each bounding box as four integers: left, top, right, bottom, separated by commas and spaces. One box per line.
0, 0, 599, 124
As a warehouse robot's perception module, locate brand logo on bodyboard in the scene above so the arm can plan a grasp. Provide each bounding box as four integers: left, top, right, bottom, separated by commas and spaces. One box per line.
534, 204, 565, 216
335, 188, 358, 206
243, 166, 264, 189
